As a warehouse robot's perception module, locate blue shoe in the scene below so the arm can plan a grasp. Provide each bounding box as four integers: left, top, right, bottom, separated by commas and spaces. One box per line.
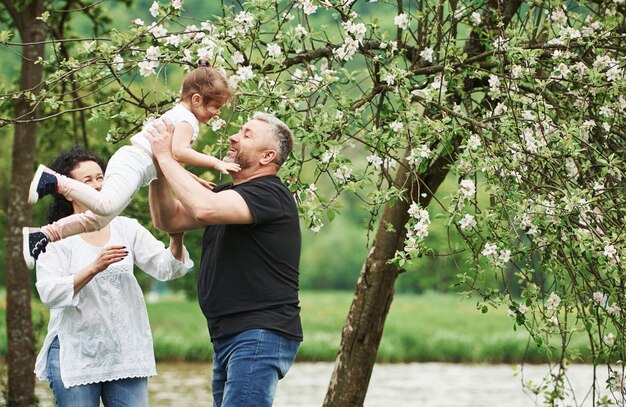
28, 164, 58, 204
22, 227, 49, 269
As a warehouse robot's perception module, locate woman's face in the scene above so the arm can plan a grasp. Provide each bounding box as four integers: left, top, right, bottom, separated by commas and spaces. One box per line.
68, 160, 104, 191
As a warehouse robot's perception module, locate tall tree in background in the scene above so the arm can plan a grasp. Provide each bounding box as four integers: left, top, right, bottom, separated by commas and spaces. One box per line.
0, 1, 129, 403
1, 1, 46, 404
2, 1, 625, 405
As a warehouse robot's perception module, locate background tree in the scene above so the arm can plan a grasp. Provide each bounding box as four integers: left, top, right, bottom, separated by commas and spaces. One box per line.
1, 0, 625, 405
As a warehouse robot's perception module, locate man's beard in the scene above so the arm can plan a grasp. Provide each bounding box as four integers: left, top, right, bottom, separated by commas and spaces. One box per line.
224, 152, 251, 169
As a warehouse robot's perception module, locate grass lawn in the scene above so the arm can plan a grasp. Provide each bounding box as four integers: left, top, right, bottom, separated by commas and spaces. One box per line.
0, 291, 588, 363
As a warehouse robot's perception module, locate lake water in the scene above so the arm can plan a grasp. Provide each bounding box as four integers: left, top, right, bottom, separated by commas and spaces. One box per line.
30, 362, 614, 406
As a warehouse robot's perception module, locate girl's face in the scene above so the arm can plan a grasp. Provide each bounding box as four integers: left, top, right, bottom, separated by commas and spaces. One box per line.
190, 93, 223, 124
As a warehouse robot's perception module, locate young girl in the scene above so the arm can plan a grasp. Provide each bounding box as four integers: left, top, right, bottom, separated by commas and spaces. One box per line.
23, 66, 239, 269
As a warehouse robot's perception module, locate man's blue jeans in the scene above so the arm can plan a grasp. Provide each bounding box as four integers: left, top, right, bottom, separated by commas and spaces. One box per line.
46, 337, 148, 407
211, 329, 300, 407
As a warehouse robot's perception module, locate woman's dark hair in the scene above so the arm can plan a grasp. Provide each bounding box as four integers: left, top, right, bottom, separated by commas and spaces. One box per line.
47, 146, 106, 223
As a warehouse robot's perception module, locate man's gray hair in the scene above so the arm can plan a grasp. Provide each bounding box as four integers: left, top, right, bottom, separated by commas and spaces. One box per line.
252, 112, 294, 166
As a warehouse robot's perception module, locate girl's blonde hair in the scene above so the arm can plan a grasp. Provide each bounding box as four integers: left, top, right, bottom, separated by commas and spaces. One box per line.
181, 67, 233, 106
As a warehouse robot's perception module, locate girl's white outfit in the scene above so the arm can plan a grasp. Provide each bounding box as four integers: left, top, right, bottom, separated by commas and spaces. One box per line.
42, 104, 200, 241
34, 216, 193, 388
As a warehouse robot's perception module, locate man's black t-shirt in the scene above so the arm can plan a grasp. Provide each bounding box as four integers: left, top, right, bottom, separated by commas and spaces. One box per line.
198, 175, 303, 341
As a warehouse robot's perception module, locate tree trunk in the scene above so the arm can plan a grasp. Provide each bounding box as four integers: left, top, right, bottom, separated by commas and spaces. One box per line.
4, 1, 46, 405
324, 150, 456, 406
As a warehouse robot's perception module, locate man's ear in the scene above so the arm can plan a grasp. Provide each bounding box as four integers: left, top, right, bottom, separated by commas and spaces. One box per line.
260, 149, 277, 165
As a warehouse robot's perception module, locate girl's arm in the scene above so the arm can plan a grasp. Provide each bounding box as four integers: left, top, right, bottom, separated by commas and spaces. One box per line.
171, 122, 241, 174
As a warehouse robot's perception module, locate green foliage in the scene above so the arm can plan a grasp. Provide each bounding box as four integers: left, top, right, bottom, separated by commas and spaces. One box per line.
2, 1, 626, 404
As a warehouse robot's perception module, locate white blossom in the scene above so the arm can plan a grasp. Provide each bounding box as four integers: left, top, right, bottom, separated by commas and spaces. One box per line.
459, 179, 476, 198
267, 43, 282, 58
518, 304, 528, 314
592, 291, 605, 305
232, 51, 244, 65
547, 292, 561, 312
132, 18, 145, 26
148, 23, 168, 38
138, 59, 158, 77
112, 55, 124, 71
172, 0, 183, 10
383, 72, 396, 85
608, 303, 622, 315
420, 47, 434, 63
550, 8, 567, 25
394, 13, 410, 30
149, 1, 160, 18
606, 65, 624, 81
604, 332, 616, 346
603, 244, 617, 258
390, 121, 404, 132
333, 37, 359, 61
367, 154, 383, 168
295, 24, 308, 37
412, 222, 429, 238
459, 214, 477, 230
236, 65, 255, 81
165, 34, 181, 47
345, 21, 367, 41
301, 0, 318, 15
482, 243, 498, 257
488, 74, 501, 93
334, 165, 352, 184
493, 102, 507, 116
493, 36, 508, 51
470, 12, 481, 26
321, 147, 339, 163
211, 118, 226, 131
499, 249, 511, 264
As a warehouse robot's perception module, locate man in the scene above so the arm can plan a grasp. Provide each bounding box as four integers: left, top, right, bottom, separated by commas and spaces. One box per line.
146, 113, 302, 407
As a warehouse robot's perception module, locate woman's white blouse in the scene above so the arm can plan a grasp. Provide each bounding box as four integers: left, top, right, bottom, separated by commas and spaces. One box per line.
34, 216, 193, 388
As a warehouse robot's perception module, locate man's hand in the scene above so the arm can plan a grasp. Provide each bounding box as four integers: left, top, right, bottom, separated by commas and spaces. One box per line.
146, 117, 175, 162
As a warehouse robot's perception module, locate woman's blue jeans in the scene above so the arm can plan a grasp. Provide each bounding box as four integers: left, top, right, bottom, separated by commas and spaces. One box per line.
211, 329, 300, 407
46, 337, 148, 407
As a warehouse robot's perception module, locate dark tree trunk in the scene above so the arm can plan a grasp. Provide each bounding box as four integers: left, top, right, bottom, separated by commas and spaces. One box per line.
3, 0, 47, 405
324, 150, 457, 406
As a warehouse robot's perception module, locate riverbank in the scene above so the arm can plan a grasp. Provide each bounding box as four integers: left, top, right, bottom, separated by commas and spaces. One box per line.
1, 291, 590, 363
30, 362, 610, 406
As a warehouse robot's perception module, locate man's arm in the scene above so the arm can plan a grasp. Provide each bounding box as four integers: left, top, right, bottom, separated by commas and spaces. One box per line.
148, 174, 205, 232
147, 119, 254, 226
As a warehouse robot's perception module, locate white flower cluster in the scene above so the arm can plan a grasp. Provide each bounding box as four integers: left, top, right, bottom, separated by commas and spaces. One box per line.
546, 292, 561, 312
404, 202, 430, 255
459, 179, 476, 199
407, 145, 431, 167
334, 165, 352, 184
394, 13, 410, 30
138, 45, 161, 77
481, 243, 511, 266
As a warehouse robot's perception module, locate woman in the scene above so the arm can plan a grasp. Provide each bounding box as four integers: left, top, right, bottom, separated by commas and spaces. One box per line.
33, 146, 193, 406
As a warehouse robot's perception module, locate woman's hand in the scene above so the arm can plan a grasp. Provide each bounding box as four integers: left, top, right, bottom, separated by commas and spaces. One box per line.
74, 245, 129, 295
91, 245, 128, 274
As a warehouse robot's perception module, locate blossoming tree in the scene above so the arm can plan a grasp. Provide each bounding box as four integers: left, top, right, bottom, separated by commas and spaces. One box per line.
2, 0, 626, 405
